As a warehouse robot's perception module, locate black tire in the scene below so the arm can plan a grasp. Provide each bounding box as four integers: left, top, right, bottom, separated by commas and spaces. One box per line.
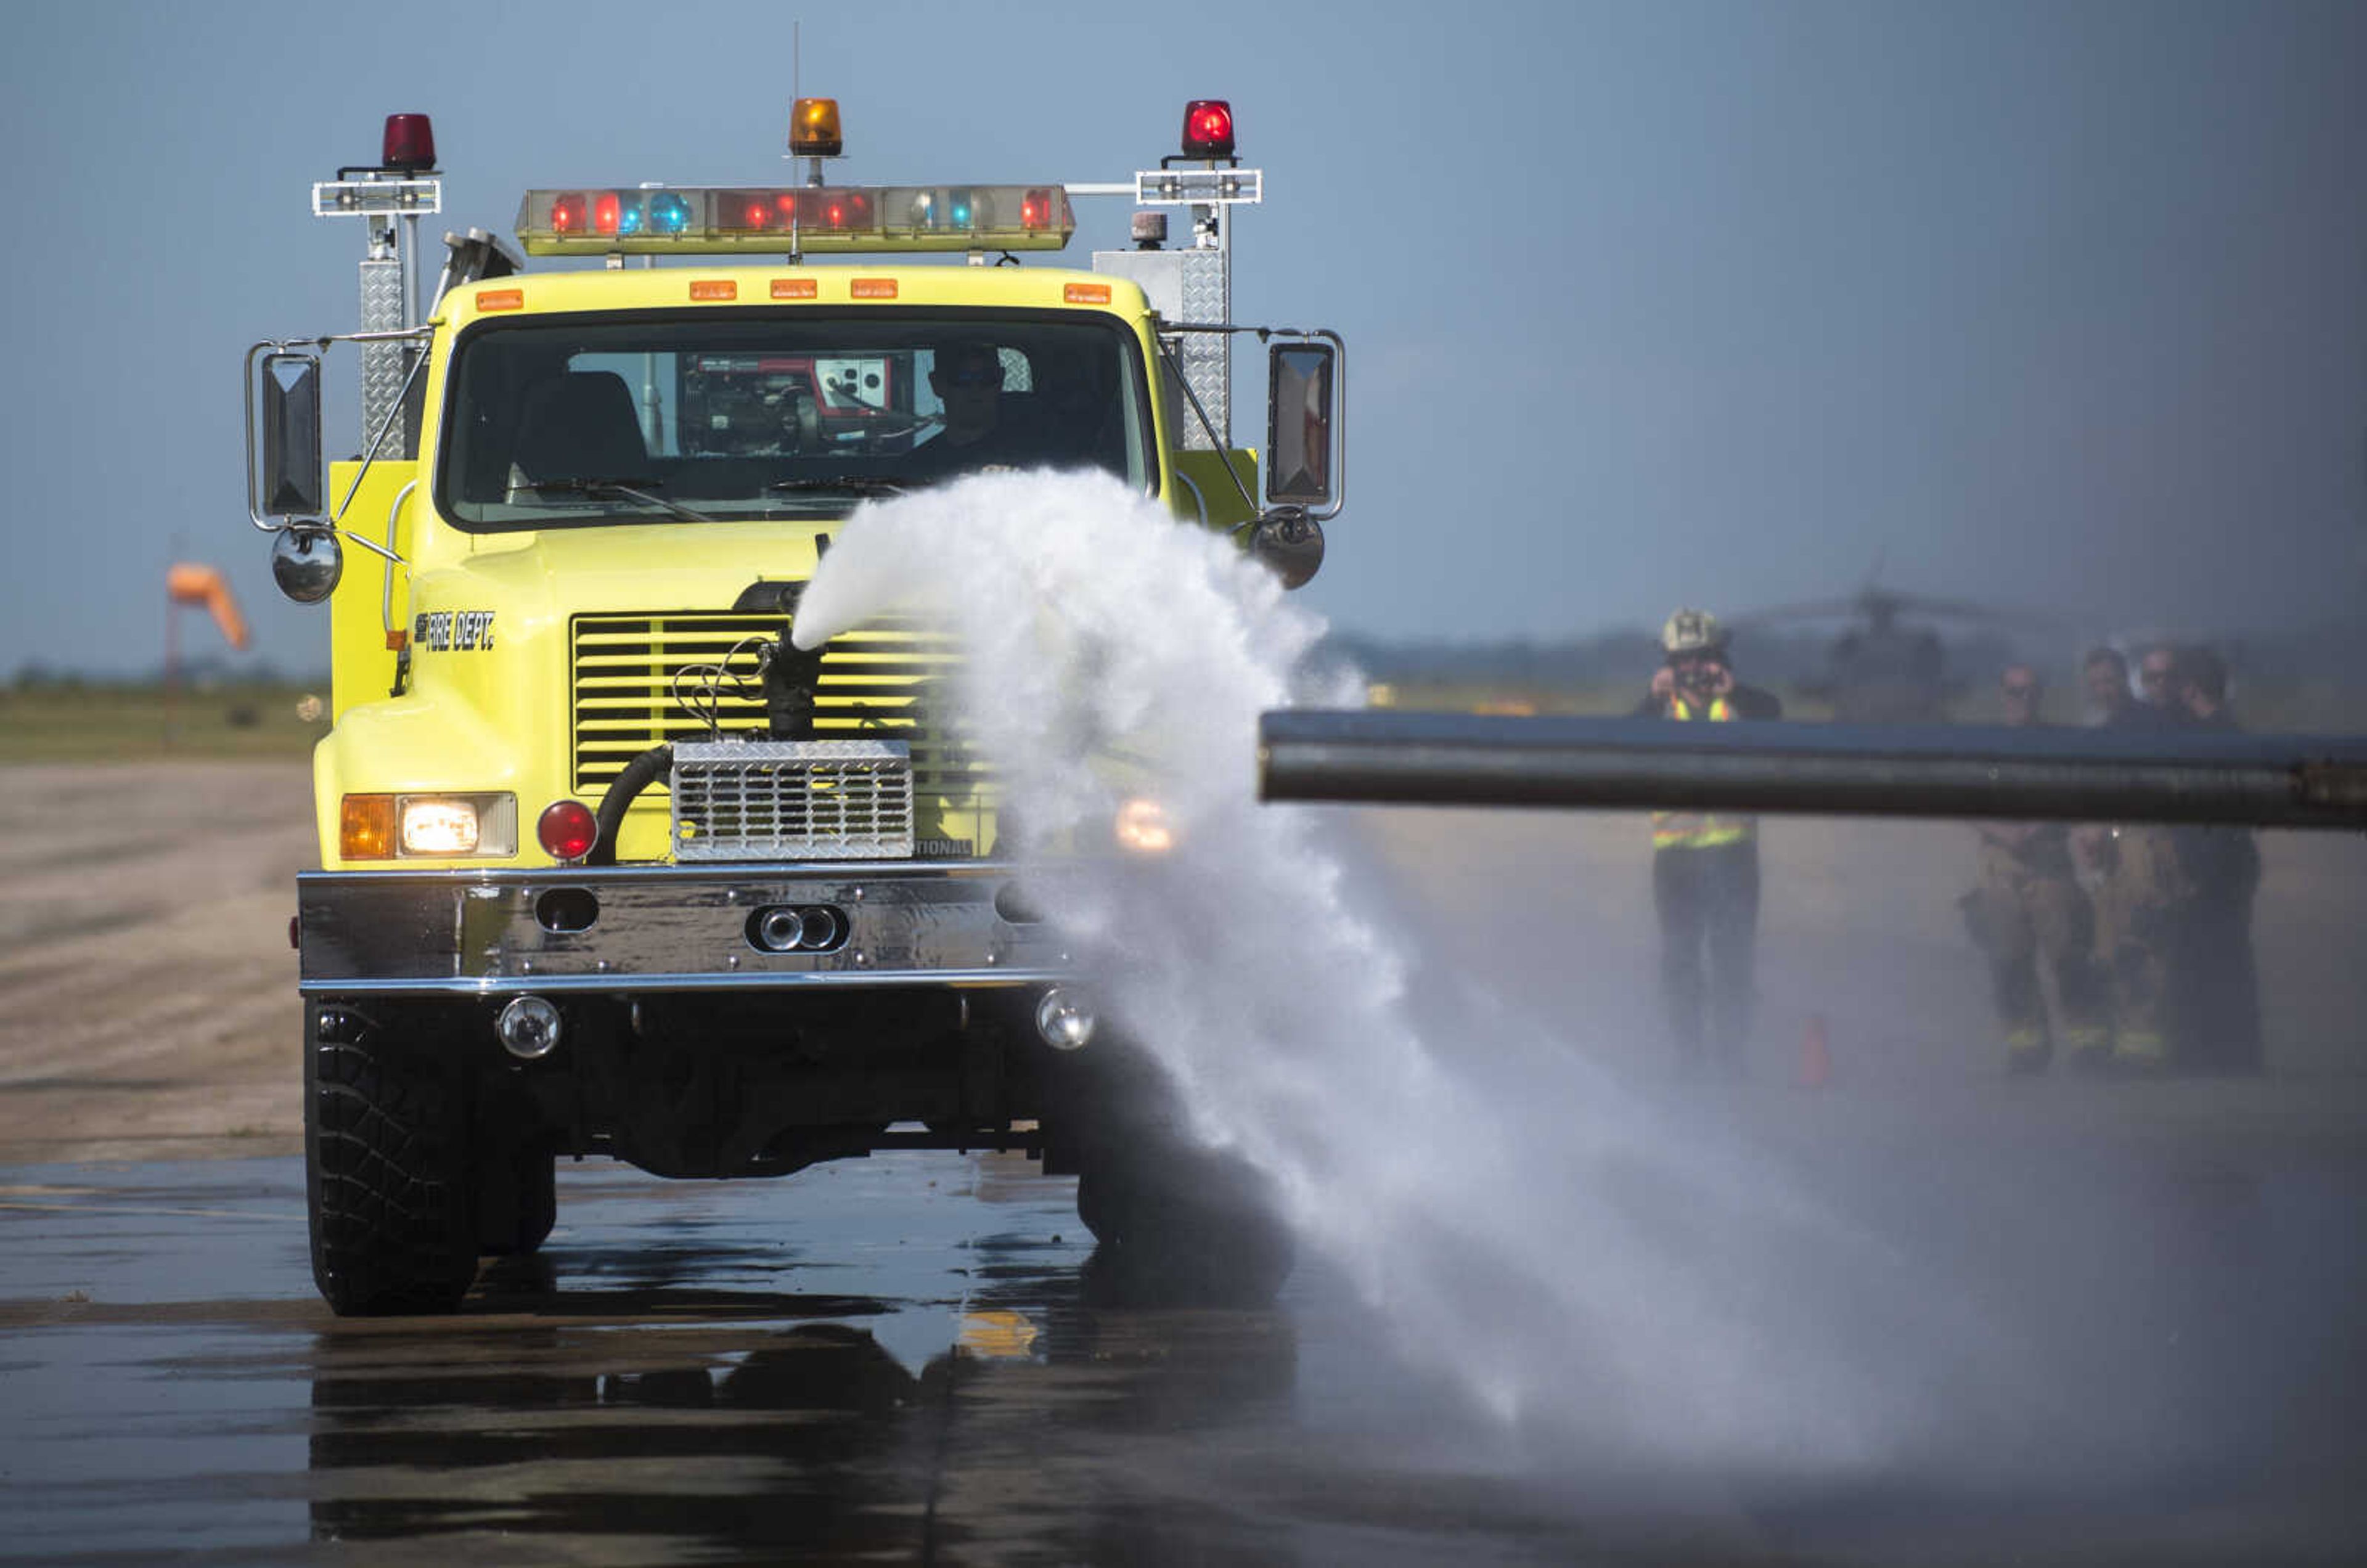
1075, 1138, 1295, 1307
476, 1137, 557, 1257
305, 1005, 481, 1316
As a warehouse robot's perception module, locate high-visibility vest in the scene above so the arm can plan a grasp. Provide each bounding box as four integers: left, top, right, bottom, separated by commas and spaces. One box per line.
1651, 695, 1758, 851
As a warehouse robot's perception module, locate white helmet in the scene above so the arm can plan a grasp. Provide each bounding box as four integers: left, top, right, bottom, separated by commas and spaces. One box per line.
1661, 608, 1727, 656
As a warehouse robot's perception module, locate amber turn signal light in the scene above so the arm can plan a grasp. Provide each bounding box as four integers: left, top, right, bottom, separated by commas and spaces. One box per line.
340, 794, 397, 860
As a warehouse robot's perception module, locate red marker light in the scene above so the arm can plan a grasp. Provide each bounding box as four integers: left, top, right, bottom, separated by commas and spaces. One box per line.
743, 199, 771, 229
550, 192, 588, 234
592, 191, 622, 236
1180, 99, 1234, 159
382, 113, 437, 172
538, 800, 599, 864
1020, 189, 1052, 229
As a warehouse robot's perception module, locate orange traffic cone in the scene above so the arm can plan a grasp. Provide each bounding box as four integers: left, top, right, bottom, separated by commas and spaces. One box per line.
1797, 1014, 1833, 1090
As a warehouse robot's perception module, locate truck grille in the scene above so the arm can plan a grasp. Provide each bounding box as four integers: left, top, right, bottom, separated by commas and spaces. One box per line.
670, 739, 915, 861
570, 611, 987, 804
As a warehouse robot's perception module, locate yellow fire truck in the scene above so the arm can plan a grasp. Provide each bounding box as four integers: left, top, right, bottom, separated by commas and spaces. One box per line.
247, 101, 1342, 1314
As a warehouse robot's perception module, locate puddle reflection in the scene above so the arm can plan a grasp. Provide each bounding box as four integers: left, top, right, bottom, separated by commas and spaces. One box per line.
303, 1243, 1304, 1562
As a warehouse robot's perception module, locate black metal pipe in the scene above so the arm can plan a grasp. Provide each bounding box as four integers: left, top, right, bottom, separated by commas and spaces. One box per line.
1256, 712, 2367, 830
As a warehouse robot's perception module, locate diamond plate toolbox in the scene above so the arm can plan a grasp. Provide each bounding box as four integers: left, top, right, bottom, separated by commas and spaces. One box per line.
670, 738, 916, 862
359, 257, 409, 451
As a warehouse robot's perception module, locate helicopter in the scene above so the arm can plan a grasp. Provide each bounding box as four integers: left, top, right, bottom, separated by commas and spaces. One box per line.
1730, 580, 2062, 723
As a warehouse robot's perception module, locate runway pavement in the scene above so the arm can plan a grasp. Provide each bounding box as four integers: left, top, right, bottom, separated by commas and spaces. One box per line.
5, 1125, 2366, 1566
3, 762, 2365, 1562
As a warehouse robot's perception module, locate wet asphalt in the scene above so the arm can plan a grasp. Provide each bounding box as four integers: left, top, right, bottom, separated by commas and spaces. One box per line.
4, 1097, 2366, 1567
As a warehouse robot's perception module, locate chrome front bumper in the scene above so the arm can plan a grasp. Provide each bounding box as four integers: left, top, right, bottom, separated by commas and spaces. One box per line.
296, 861, 1074, 997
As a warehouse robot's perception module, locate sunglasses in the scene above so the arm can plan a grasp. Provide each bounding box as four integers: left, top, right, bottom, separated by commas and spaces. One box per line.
939, 364, 1002, 388
2001, 685, 2038, 698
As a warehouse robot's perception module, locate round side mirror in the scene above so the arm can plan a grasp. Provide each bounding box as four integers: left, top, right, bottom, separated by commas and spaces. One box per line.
1246, 509, 1324, 590
271, 526, 344, 604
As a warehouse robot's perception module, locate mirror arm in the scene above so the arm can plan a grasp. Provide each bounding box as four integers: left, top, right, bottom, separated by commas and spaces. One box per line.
336, 526, 405, 566
280, 518, 401, 565
332, 338, 433, 523
1313, 329, 1346, 521
1153, 333, 1260, 519
247, 326, 436, 533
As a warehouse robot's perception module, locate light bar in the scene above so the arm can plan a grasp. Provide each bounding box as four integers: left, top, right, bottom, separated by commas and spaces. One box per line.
1134, 168, 1261, 207
314, 178, 442, 218
515, 185, 1075, 256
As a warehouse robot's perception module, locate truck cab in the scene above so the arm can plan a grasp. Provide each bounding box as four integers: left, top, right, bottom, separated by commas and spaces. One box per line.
248, 101, 1341, 1315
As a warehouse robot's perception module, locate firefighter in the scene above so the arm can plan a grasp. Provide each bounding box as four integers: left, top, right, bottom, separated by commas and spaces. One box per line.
2082, 645, 2140, 727
2167, 647, 2265, 1073
905, 341, 1047, 478
1633, 610, 1781, 1072
2137, 642, 2180, 714
1959, 666, 2112, 1073
2078, 643, 2193, 1072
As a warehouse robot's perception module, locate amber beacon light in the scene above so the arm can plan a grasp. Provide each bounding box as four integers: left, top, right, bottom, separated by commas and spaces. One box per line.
1180, 99, 1235, 158
790, 97, 844, 158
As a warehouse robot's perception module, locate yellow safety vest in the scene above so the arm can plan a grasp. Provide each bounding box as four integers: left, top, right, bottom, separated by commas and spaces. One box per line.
1651, 695, 1757, 851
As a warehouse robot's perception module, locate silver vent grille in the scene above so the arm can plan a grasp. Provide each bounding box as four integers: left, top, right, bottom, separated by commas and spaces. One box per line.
670, 739, 915, 862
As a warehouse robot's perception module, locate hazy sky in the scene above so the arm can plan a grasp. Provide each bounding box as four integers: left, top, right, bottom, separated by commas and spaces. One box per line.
2, 0, 2361, 677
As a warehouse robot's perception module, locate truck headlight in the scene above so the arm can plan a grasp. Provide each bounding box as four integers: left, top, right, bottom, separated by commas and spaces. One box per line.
1113, 796, 1175, 855
401, 798, 484, 854
340, 793, 518, 859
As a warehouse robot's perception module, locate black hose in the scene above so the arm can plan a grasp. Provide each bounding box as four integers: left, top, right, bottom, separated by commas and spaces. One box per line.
584, 743, 673, 867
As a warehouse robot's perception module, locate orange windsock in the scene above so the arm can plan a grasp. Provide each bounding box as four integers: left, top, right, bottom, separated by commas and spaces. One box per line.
166, 563, 251, 651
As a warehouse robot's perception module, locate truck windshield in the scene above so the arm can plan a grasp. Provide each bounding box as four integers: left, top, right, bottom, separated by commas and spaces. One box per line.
437, 308, 1154, 529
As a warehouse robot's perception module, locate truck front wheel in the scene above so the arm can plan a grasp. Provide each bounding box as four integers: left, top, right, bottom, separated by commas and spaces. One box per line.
475, 1135, 557, 1258
304, 1005, 481, 1315
1074, 1137, 1294, 1305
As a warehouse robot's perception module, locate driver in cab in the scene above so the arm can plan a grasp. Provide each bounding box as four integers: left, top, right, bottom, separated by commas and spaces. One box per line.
904, 341, 1045, 479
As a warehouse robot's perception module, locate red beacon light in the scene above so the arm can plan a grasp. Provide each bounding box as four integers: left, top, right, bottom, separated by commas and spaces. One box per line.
1180, 99, 1234, 160
381, 113, 437, 173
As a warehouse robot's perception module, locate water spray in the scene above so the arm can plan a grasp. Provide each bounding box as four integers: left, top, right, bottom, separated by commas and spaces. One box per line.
797, 470, 2024, 1477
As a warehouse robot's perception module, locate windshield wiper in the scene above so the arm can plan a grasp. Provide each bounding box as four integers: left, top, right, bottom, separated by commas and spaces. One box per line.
523, 477, 717, 524
767, 476, 912, 497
